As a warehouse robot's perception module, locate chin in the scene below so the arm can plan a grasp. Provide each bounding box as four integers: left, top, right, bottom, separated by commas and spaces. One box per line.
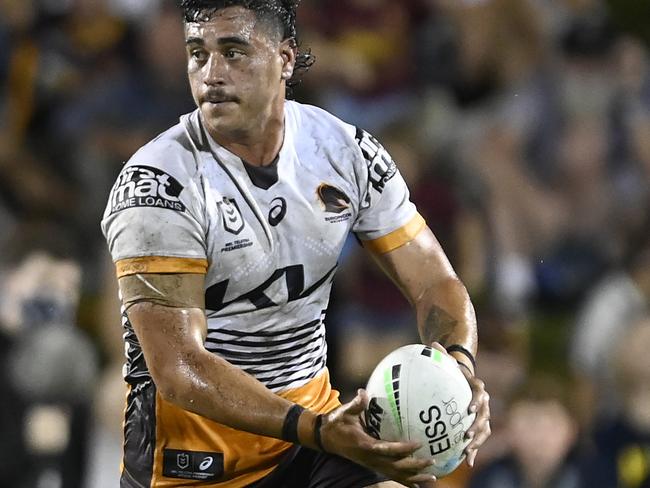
201, 105, 239, 133
202, 111, 243, 137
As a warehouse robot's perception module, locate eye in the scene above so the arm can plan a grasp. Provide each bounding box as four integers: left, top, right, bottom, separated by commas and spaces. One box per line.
190, 49, 208, 63
225, 49, 245, 60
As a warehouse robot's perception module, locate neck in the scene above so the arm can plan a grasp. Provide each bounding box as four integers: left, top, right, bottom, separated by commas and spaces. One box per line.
208, 97, 286, 167
221, 119, 284, 166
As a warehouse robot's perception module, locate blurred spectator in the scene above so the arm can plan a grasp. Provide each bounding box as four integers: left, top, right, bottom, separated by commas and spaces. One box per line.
0, 313, 27, 486
468, 376, 583, 488
582, 318, 650, 488
462, 336, 527, 473
0, 0, 79, 224
51, 4, 194, 284
0, 223, 97, 488
440, 0, 548, 106
299, 0, 428, 131
571, 242, 650, 421
83, 256, 125, 488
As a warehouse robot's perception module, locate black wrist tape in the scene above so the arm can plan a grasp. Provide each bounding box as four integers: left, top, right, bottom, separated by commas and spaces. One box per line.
447, 344, 477, 372
314, 414, 326, 452
281, 404, 305, 443
457, 361, 474, 376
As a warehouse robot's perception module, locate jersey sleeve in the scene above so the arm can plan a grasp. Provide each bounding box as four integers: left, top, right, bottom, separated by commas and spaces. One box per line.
351, 127, 425, 254
101, 141, 208, 278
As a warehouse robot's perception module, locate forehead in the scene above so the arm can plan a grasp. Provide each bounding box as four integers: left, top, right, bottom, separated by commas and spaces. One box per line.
184, 6, 271, 43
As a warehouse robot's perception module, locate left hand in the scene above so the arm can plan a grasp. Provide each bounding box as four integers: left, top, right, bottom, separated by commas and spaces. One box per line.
431, 343, 491, 468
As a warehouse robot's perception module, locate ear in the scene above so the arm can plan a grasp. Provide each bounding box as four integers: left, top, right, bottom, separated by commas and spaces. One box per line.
279, 38, 297, 81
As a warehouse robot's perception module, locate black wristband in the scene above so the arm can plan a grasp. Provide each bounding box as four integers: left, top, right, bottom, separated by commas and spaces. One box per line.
314, 414, 326, 452
281, 404, 305, 443
456, 361, 474, 376
446, 344, 477, 372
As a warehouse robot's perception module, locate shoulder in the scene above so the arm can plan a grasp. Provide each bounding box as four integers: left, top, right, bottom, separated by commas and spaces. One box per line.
287, 101, 358, 146
287, 101, 385, 180
125, 112, 201, 182
105, 112, 206, 217
287, 101, 392, 160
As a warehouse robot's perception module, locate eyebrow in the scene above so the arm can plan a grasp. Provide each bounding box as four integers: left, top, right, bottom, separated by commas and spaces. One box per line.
217, 36, 251, 47
185, 36, 251, 47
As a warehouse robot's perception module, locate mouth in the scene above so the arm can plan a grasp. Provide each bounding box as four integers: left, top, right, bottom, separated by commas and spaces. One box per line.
203, 92, 238, 105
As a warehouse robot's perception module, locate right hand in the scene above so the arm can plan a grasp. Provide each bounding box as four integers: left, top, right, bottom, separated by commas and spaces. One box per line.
319, 389, 438, 488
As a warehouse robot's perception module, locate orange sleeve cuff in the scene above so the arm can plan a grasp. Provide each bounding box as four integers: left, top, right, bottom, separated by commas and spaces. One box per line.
115, 256, 208, 278
362, 213, 426, 254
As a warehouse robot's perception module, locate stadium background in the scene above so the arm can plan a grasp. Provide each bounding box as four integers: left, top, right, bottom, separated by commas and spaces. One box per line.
1, 0, 649, 487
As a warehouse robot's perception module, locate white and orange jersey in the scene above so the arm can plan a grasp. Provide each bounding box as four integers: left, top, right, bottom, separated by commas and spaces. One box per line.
102, 100, 425, 488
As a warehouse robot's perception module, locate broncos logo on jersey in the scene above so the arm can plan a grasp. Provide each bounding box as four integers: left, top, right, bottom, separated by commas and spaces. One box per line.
317, 184, 350, 214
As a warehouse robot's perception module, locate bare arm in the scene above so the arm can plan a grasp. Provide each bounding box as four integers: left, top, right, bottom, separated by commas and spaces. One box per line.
368, 225, 477, 373
366, 225, 491, 465
120, 273, 436, 485
121, 274, 319, 448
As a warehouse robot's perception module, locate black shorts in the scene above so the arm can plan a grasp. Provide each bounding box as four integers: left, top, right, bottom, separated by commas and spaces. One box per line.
248, 447, 389, 488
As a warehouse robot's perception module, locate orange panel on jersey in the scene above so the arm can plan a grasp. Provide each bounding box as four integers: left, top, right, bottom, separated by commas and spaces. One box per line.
362, 213, 426, 254
115, 256, 208, 278
151, 369, 341, 487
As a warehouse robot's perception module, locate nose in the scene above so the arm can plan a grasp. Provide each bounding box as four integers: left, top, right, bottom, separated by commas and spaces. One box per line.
204, 53, 227, 85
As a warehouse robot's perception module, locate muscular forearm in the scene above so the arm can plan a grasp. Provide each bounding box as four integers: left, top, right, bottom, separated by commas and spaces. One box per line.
415, 276, 477, 369
370, 226, 479, 370
127, 302, 319, 447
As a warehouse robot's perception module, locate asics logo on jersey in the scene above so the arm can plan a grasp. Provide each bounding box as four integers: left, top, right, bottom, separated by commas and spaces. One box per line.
199, 456, 214, 471
356, 128, 397, 193
268, 197, 287, 226
219, 198, 245, 234
110, 166, 186, 214
163, 449, 223, 480
317, 184, 350, 214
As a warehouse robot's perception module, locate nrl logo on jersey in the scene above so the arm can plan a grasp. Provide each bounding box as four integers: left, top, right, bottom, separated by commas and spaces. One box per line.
355, 128, 397, 193
219, 198, 245, 234
110, 165, 186, 214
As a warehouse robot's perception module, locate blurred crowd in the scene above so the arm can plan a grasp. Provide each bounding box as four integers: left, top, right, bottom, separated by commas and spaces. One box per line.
0, 0, 649, 487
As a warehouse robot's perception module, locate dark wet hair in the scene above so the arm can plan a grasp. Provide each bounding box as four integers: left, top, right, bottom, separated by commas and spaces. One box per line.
178, 0, 315, 90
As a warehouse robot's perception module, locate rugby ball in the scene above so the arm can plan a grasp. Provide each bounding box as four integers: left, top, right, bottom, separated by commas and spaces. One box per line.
364, 344, 475, 478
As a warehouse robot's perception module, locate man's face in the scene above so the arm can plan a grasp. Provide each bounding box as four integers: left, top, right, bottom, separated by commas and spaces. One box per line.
185, 7, 295, 139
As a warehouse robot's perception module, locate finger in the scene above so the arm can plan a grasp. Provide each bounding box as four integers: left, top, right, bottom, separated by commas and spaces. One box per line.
343, 389, 369, 416
466, 421, 491, 452
467, 376, 487, 404
370, 440, 421, 458
470, 389, 490, 421
468, 402, 478, 415
413, 481, 436, 488
465, 411, 487, 437
467, 378, 487, 411
465, 409, 490, 442
405, 473, 438, 484
465, 448, 477, 468
430, 342, 447, 355
392, 455, 434, 472
357, 388, 370, 406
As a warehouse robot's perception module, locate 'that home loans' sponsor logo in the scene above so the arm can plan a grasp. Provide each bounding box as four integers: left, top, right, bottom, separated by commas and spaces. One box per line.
111, 166, 186, 214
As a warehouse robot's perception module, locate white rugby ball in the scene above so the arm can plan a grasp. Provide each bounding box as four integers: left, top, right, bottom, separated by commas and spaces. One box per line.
364, 344, 475, 478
